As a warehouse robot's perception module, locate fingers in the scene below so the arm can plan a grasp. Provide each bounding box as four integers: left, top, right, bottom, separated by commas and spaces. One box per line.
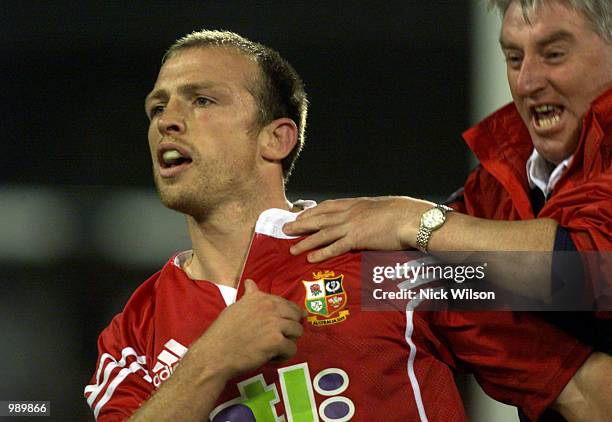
305, 237, 352, 263
243, 278, 259, 295
239, 282, 306, 321
200, 287, 308, 378
289, 225, 346, 255
280, 318, 305, 340
272, 296, 307, 321
270, 337, 298, 362
284, 198, 359, 235
283, 214, 323, 236
258, 311, 304, 363
296, 199, 353, 220
284, 211, 347, 237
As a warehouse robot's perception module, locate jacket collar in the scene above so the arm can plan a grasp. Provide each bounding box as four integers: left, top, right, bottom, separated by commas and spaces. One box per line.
462, 103, 533, 217
462, 87, 612, 217
583, 86, 612, 169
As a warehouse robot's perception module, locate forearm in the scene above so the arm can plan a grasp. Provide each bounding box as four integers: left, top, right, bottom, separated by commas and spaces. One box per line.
402, 206, 559, 300
128, 341, 232, 421
285, 197, 561, 301
552, 352, 612, 421
129, 280, 305, 421
403, 204, 558, 252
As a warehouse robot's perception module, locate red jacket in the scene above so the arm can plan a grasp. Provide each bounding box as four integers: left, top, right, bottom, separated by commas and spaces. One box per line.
457, 87, 612, 251
455, 88, 612, 316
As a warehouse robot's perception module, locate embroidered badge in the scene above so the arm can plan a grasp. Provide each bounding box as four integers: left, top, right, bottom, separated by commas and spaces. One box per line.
303, 271, 350, 326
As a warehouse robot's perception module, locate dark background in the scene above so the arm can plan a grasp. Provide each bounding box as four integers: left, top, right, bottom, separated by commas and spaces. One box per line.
1, 1, 477, 420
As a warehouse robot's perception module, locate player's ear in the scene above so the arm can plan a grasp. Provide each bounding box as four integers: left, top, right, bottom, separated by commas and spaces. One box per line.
259, 117, 298, 161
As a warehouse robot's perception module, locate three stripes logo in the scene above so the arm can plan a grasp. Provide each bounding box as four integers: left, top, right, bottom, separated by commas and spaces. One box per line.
152, 339, 188, 388
84, 346, 150, 418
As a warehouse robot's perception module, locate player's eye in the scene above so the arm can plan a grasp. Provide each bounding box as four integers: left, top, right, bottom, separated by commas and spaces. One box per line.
149, 105, 165, 118
195, 97, 213, 107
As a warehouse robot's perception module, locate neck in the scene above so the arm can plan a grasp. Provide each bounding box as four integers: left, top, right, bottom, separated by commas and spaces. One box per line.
184, 190, 292, 288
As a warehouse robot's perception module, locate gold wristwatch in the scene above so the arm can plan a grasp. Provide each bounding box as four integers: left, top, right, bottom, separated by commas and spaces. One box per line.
416, 204, 453, 252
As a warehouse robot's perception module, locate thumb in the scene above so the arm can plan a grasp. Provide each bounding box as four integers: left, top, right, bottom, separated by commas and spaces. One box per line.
243, 279, 259, 295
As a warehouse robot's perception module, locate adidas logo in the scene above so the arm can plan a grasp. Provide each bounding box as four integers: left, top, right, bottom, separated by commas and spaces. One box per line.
152, 339, 188, 388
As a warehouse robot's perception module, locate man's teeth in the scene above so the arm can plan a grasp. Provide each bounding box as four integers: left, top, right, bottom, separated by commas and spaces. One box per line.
162, 149, 185, 165
533, 104, 562, 128
537, 114, 561, 128
534, 104, 555, 113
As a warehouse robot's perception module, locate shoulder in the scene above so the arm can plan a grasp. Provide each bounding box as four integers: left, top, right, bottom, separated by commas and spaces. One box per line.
99, 269, 163, 349
102, 254, 185, 343
124, 253, 188, 311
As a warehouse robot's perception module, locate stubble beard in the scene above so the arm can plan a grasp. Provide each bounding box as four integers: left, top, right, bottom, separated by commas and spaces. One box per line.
155, 172, 220, 220
153, 160, 258, 221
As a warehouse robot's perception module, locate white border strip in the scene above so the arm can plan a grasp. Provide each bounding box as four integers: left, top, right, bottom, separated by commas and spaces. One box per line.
93, 360, 149, 418
84, 347, 149, 416
404, 310, 428, 422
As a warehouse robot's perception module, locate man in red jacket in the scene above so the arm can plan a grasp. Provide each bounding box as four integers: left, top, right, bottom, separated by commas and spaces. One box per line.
284, 0, 611, 420
285, 0, 611, 319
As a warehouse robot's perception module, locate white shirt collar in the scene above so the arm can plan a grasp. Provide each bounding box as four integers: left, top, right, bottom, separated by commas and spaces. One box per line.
526, 149, 573, 198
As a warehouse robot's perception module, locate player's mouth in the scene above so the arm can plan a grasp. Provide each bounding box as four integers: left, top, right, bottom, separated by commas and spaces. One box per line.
530, 104, 565, 133
157, 144, 193, 178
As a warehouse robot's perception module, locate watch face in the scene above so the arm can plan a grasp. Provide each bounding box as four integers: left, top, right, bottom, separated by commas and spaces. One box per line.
422, 208, 445, 230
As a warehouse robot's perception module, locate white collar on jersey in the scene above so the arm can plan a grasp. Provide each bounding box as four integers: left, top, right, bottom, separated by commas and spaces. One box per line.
255, 199, 316, 239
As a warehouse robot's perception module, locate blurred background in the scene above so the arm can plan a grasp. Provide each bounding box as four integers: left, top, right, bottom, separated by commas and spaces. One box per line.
1, 0, 515, 420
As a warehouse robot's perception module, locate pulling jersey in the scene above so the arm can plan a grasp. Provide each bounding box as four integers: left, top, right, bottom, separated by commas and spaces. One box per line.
85, 208, 591, 422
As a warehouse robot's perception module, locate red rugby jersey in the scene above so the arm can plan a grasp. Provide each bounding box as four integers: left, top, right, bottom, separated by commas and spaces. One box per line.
85, 207, 591, 422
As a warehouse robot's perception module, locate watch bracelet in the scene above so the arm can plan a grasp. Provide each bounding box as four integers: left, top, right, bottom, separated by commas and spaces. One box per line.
416, 204, 453, 252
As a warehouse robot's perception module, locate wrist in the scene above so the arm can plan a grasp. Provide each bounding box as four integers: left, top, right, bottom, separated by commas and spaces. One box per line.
180, 340, 235, 388
397, 198, 433, 249
130, 346, 232, 421
415, 204, 454, 252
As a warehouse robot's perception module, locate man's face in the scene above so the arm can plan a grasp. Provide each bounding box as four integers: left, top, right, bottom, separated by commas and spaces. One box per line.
501, 1, 612, 164
145, 47, 263, 216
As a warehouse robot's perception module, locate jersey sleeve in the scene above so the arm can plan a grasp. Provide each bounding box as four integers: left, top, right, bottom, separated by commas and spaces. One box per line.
429, 311, 592, 421
84, 274, 159, 421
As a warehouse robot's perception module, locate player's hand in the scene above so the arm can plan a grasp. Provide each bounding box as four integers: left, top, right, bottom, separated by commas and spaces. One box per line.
191, 279, 307, 380
283, 197, 433, 262
127, 280, 306, 421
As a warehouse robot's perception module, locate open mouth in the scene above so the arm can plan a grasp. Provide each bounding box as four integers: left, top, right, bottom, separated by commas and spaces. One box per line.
157, 145, 193, 176
160, 149, 192, 168
531, 104, 564, 129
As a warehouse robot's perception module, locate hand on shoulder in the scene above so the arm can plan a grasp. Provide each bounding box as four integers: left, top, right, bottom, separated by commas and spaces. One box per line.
283, 196, 433, 262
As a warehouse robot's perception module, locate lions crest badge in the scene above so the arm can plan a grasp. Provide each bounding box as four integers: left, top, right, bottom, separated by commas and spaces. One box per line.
303, 271, 349, 326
